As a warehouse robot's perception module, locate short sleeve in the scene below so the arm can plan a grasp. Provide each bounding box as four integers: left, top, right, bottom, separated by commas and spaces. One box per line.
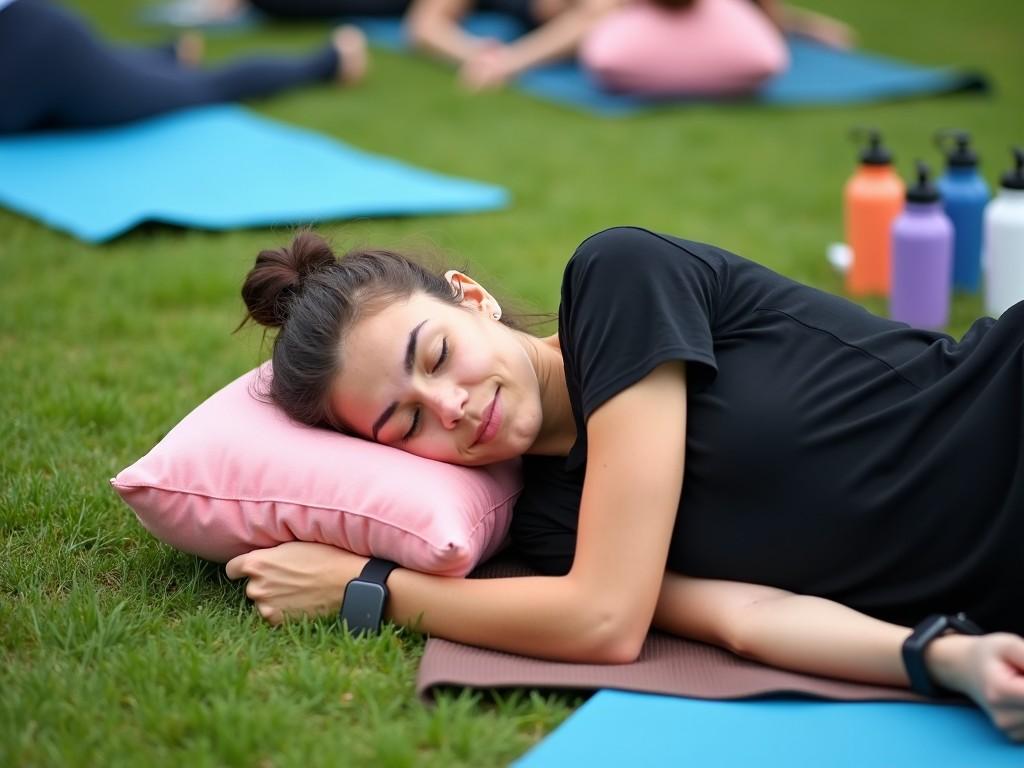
560, 227, 722, 422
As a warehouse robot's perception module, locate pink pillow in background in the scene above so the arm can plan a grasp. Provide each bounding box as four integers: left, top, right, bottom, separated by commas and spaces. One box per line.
111, 364, 521, 576
580, 0, 789, 96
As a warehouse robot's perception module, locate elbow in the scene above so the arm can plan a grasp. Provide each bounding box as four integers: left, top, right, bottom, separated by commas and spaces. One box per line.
718, 597, 785, 661
594, 633, 646, 664
721, 622, 756, 659
579, 608, 649, 664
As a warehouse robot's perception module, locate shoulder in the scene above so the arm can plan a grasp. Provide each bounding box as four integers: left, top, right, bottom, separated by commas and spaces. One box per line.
565, 226, 726, 283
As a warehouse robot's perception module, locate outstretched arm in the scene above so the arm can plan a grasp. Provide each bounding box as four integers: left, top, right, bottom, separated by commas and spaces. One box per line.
461, 0, 621, 89
653, 569, 1024, 741
405, 0, 487, 66
228, 360, 688, 663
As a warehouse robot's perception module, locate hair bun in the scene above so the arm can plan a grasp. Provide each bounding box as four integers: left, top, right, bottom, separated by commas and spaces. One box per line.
241, 230, 337, 328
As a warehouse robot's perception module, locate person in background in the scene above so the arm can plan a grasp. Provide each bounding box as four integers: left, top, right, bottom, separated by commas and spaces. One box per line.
0, 0, 367, 134
407, 0, 854, 92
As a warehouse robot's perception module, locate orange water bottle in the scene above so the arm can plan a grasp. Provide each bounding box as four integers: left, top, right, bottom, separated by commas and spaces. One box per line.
845, 130, 905, 296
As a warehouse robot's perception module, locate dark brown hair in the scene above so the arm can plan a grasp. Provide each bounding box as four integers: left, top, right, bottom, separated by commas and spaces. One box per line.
649, 0, 697, 8
239, 230, 516, 429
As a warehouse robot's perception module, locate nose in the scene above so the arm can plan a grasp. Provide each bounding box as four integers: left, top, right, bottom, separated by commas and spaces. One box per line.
425, 381, 468, 430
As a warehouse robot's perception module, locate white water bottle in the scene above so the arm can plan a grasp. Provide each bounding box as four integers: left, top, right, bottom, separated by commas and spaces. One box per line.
984, 147, 1024, 317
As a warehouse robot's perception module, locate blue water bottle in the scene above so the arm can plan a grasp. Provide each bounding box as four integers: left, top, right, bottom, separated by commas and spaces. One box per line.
935, 130, 989, 292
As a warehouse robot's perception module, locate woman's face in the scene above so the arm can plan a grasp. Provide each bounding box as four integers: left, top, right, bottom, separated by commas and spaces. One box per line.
329, 287, 543, 466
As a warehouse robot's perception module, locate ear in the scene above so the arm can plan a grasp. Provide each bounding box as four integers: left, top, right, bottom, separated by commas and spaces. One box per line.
444, 270, 503, 321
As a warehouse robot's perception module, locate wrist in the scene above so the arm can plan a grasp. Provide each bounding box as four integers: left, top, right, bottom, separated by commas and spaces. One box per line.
922, 633, 975, 694
339, 557, 398, 636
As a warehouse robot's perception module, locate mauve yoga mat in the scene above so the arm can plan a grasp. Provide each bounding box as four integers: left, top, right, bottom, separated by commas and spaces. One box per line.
416, 557, 929, 704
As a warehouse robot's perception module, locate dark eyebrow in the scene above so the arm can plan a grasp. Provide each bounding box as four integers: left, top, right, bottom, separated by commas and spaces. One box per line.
405, 319, 428, 375
371, 319, 428, 441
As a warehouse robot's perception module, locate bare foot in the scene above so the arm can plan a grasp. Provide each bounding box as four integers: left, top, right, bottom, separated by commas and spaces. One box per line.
332, 25, 369, 86
176, 31, 205, 67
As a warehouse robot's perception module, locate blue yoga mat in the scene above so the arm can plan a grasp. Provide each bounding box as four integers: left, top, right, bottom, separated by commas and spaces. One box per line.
0, 105, 508, 243
140, 0, 260, 30
514, 690, 1021, 767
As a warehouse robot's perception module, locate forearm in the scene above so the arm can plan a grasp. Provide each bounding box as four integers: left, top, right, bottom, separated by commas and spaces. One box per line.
406, 0, 481, 64
501, 1, 617, 75
385, 568, 629, 663
727, 593, 916, 686
651, 570, 947, 689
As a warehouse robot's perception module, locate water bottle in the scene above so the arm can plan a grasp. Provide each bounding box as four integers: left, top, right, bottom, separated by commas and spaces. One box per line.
936, 130, 989, 293
845, 129, 905, 297
984, 147, 1024, 318
890, 161, 954, 330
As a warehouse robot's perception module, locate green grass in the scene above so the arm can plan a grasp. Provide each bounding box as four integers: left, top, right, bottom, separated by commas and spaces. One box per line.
1, 1, 1021, 764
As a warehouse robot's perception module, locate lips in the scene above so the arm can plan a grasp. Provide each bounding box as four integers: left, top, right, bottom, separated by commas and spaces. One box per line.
472, 386, 501, 448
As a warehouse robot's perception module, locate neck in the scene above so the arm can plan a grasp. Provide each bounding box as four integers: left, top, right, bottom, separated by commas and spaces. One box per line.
517, 331, 576, 457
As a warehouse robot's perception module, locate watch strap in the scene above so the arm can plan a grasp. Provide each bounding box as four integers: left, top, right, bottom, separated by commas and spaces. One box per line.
902, 613, 983, 697
358, 557, 399, 587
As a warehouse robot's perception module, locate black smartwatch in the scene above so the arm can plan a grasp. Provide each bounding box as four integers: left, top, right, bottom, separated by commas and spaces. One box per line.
339, 558, 399, 636
901, 612, 983, 697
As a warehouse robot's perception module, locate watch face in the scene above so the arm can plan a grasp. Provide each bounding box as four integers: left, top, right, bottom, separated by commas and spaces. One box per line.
341, 581, 386, 636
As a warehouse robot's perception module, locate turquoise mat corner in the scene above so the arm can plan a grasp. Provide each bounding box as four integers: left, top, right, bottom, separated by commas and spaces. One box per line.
514, 690, 1021, 767
0, 105, 509, 243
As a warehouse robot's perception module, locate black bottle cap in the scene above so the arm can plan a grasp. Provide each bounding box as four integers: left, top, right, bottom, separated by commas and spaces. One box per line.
1000, 147, 1024, 190
906, 160, 941, 203
854, 128, 893, 166
935, 130, 979, 168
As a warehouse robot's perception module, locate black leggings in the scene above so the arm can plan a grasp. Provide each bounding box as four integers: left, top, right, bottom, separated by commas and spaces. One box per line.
249, 0, 412, 18
0, 0, 339, 134
249, 0, 540, 25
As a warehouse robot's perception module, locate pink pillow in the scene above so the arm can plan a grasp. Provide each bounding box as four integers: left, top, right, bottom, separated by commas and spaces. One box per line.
580, 0, 789, 96
111, 364, 521, 576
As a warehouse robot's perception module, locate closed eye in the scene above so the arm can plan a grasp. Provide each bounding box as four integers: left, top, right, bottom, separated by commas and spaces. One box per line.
402, 408, 420, 442
433, 338, 448, 373
401, 338, 447, 442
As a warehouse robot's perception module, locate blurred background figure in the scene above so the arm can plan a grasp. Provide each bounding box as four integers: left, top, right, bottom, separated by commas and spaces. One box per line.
407, 0, 854, 92
0, 0, 367, 134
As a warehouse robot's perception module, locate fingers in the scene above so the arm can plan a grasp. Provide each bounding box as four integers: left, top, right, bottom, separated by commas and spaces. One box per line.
257, 602, 282, 627
224, 551, 286, 626
999, 634, 1024, 670
225, 553, 249, 580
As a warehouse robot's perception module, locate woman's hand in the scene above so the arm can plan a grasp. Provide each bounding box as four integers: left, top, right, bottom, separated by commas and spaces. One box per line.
459, 45, 516, 91
225, 542, 367, 626
928, 633, 1024, 741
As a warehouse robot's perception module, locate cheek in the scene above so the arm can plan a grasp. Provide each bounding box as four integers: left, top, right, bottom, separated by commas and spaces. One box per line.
454, 343, 496, 380
410, 431, 461, 462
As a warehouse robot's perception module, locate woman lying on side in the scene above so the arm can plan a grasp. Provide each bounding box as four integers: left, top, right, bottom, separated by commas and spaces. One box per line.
228, 226, 1024, 741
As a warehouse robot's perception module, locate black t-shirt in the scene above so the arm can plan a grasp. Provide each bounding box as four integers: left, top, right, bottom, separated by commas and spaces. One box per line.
511, 226, 1024, 633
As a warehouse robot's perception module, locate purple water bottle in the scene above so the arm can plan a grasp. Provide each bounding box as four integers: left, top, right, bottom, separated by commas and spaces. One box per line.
890, 161, 954, 330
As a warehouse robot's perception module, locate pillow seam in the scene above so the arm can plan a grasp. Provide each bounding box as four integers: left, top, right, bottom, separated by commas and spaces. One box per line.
112, 479, 513, 551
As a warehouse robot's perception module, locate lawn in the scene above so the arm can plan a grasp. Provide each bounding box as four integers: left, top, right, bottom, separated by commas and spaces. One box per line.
1, 1, 1022, 765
